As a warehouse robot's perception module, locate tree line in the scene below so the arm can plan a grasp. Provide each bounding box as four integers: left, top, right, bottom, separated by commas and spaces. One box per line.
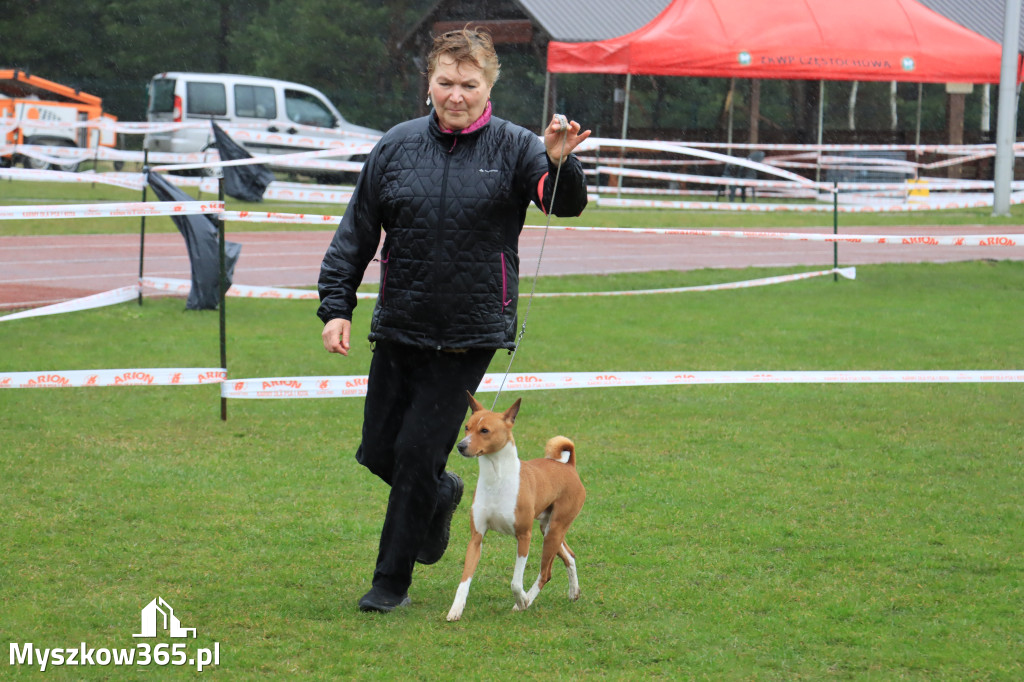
2, 0, 998, 144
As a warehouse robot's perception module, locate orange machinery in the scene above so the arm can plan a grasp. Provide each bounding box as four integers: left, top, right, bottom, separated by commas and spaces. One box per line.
1, 69, 118, 171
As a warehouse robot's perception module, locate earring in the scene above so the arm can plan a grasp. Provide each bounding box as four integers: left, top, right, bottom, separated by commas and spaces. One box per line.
425, 95, 431, 107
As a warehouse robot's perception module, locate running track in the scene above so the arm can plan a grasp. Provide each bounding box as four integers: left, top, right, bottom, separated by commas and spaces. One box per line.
1, 225, 1020, 310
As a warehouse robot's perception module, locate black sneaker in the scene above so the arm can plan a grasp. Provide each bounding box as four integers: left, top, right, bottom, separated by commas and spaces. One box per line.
416, 471, 464, 565
358, 586, 411, 613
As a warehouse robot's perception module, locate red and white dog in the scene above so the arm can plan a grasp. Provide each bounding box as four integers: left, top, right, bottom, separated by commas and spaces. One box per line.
446, 393, 586, 621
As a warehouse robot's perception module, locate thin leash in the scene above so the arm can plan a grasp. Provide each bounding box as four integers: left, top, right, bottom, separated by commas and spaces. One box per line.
491, 116, 570, 409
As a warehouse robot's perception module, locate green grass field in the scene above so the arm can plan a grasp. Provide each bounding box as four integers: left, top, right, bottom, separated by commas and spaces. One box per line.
1, 181, 1023, 679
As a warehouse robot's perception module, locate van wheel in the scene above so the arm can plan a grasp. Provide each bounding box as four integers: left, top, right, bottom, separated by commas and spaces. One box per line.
22, 137, 81, 173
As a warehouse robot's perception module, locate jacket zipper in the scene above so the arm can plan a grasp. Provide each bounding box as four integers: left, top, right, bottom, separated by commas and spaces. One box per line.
379, 249, 391, 301
501, 252, 510, 310
430, 139, 454, 348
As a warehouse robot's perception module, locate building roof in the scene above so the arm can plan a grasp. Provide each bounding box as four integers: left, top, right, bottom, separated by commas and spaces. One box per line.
521, 0, 1024, 49
516, 0, 672, 42
918, 0, 1024, 50
401, 1, 1024, 53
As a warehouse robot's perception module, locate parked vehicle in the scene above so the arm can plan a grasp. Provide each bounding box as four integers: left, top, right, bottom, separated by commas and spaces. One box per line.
0, 69, 118, 172
142, 72, 380, 179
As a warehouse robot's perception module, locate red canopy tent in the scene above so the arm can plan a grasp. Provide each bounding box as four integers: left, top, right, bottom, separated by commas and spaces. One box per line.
547, 0, 1021, 83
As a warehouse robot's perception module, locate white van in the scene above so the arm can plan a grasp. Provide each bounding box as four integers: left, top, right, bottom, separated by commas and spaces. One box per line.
143, 72, 380, 176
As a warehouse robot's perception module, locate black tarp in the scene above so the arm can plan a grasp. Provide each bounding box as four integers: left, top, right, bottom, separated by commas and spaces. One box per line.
211, 121, 275, 202
146, 170, 241, 310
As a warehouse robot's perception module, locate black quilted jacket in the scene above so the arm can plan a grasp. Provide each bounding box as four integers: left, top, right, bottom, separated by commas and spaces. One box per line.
317, 111, 588, 350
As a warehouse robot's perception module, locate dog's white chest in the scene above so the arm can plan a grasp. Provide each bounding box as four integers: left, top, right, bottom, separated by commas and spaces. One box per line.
472, 449, 521, 536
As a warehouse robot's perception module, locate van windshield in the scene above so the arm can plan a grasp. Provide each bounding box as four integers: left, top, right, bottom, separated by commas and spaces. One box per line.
285, 90, 336, 128
149, 79, 176, 113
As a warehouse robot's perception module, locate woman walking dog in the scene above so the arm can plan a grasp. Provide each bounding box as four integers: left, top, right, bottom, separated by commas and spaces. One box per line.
318, 27, 590, 612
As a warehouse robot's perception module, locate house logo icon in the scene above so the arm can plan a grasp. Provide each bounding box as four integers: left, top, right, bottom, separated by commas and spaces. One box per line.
133, 597, 197, 638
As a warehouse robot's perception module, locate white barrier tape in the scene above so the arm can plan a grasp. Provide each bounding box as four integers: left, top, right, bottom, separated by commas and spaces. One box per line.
656, 141, 1022, 154
0, 201, 224, 221
221, 210, 344, 224
0, 285, 139, 322
141, 277, 378, 301
221, 369, 1024, 399
4, 118, 1003, 153
595, 194, 1024, 212
145, 269, 847, 302
222, 283, 322, 300
594, 185, 824, 200
536, 267, 855, 298
1, 117, 382, 141
139, 278, 191, 295
261, 157, 363, 173
262, 185, 353, 203
150, 146, 368, 173
598, 165, 821, 191
816, 154, 919, 169
220, 210, 1023, 246
0, 166, 357, 202
215, 210, 1019, 246
0, 167, 146, 190
4, 144, 213, 165
3, 267, 840, 323
10, 147, 83, 166
1, 368, 226, 389
920, 151, 996, 170
524, 224, 1023, 247
2, 191, 1017, 247
220, 128, 377, 153
4, 143, 367, 171
581, 156, 720, 168
590, 159, 1019, 193
4, 267, 850, 324
580, 137, 821, 188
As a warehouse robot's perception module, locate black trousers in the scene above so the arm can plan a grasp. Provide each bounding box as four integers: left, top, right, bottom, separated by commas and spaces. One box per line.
356, 340, 495, 595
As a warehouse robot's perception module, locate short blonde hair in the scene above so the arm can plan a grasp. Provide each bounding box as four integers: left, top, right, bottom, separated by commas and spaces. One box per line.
427, 27, 501, 86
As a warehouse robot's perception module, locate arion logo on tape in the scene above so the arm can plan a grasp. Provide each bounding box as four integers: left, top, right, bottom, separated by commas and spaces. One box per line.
262, 380, 301, 390
114, 371, 156, 385
26, 374, 70, 387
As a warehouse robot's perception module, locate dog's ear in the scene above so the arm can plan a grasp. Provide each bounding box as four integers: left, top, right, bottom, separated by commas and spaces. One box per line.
504, 398, 521, 424
467, 390, 485, 413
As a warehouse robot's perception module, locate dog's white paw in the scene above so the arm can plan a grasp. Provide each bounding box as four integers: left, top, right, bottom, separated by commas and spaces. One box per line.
446, 608, 463, 622
512, 593, 532, 611
568, 585, 581, 601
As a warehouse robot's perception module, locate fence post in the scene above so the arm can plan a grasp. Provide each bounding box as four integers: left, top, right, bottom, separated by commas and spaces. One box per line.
833, 180, 839, 282
216, 177, 228, 421
138, 150, 148, 306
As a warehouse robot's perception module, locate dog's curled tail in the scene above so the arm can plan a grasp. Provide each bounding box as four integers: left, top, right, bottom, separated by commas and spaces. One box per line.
544, 436, 577, 467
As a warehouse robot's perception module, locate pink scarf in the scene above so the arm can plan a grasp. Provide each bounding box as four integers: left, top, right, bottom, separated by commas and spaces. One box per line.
438, 100, 492, 135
